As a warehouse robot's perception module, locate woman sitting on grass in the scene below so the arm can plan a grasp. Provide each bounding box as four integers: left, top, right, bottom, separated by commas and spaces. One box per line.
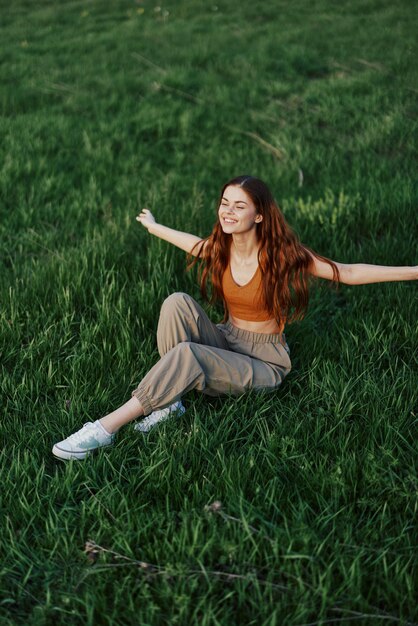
52, 175, 417, 460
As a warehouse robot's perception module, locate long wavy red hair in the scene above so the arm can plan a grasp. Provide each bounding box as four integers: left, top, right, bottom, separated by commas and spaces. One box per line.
186, 175, 340, 331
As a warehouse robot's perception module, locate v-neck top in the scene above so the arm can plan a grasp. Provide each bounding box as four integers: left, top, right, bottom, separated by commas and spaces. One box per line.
221, 260, 272, 321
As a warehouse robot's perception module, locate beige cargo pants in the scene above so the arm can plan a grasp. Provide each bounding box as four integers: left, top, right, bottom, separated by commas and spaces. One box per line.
131, 292, 291, 415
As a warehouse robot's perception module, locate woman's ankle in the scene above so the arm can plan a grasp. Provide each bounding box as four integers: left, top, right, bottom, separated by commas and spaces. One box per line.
97, 419, 117, 436
98, 397, 145, 434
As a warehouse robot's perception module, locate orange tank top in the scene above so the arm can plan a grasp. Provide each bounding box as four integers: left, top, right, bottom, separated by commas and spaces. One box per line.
222, 260, 273, 322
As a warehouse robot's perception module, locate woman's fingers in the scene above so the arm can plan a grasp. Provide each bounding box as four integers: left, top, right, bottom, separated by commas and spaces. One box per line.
136, 208, 155, 227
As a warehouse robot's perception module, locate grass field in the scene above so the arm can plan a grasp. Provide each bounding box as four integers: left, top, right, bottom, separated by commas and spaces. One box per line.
1, 0, 417, 624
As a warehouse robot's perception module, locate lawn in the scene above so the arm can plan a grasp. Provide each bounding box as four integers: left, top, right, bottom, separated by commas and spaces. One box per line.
1, 0, 417, 624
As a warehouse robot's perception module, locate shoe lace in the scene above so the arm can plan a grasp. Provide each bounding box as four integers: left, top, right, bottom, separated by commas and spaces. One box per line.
67, 423, 95, 444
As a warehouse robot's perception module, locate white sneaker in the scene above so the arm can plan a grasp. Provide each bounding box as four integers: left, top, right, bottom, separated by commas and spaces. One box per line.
133, 401, 186, 433
52, 421, 115, 460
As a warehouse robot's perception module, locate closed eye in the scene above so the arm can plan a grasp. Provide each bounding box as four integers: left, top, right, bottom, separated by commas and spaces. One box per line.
221, 203, 245, 209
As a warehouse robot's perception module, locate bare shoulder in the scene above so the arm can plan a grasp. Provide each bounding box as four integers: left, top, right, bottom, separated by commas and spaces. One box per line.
189, 237, 210, 257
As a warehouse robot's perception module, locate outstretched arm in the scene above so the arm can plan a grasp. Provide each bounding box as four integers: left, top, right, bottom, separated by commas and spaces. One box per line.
136, 209, 206, 256
309, 255, 418, 285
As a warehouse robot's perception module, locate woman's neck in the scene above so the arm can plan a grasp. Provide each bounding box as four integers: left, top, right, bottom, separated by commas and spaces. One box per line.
230, 234, 260, 264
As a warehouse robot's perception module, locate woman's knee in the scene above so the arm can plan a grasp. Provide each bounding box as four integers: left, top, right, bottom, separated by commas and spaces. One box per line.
159, 292, 192, 315
156, 293, 196, 356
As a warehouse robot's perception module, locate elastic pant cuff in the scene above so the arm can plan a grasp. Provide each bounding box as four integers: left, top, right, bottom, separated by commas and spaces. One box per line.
131, 388, 153, 416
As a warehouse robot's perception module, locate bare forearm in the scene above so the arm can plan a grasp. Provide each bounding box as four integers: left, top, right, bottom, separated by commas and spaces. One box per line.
343, 263, 418, 285
148, 222, 204, 255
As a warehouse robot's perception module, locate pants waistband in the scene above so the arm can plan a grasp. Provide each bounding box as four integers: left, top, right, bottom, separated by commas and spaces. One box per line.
222, 320, 287, 345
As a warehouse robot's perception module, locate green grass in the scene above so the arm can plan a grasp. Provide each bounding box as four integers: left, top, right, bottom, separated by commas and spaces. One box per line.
1, 0, 417, 624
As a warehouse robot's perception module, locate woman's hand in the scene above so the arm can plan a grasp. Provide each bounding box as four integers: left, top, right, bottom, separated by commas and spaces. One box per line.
136, 208, 157, 231
134, 211, 205, 255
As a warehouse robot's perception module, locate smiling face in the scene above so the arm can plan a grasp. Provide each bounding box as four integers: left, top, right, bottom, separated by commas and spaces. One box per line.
218, 185, 263, 233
